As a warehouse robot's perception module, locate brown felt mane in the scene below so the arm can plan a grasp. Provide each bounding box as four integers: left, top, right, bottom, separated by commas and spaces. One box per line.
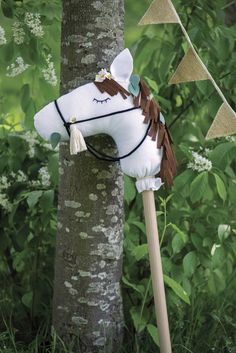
94, 78, 177, 187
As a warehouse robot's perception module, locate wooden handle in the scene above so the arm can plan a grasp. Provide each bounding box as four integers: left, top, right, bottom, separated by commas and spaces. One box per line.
142, 190, 172, 353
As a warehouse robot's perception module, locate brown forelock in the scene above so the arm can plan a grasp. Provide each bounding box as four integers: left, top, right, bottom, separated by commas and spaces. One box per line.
94, 78, 130, 99
157, 124, 177, 187
137, 79, 177, 186
137, 79, 161, 141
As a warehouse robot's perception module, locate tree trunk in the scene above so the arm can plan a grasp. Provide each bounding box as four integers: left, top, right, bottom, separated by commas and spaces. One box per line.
225, 2, 236, 26
52, 1, 125, 352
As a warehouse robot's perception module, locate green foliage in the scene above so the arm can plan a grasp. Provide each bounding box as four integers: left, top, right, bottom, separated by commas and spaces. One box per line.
0, 0, 61, 130
0, 127, 58, 339
122, 0, 236, 352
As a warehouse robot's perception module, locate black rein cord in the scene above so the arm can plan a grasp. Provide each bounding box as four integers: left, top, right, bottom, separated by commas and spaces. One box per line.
54, 99, 151, 162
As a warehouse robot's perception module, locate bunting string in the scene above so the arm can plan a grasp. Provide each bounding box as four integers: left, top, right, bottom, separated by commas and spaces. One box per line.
138, 0, 236, 139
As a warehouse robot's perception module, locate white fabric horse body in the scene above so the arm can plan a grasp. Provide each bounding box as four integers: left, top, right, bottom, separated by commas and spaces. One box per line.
34, 49, 174, 192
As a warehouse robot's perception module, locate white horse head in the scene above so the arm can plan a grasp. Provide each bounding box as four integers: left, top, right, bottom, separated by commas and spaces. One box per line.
34, 49, 176, 192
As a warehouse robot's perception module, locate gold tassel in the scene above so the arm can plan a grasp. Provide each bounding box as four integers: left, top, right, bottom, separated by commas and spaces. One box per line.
69, 123, 87, 155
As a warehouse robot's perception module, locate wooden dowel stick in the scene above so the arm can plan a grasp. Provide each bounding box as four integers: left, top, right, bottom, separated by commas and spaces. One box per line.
142, 190, 172, 353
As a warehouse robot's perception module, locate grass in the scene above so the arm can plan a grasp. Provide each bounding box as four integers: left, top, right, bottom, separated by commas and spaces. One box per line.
1, 292, 235, 353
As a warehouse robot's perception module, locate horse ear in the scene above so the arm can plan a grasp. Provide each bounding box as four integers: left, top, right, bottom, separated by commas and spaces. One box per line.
110, 48, 133, 82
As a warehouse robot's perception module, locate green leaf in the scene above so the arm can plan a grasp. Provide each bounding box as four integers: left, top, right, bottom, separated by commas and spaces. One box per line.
130, 220, 146, 233
130, 306, 147, 333
172, 234, 185, 254
27, 190, 43, 208
21, 84, 31, 112
164, 275, 190, 305
22, 292, 33, 308
190, 172, 209, 203
170, 224, 188, 254
131, 244, 148, 261
1, 2, 14, 18
2, 42, 14, 62
128, 74, 140, 96
24, 99, 36, 129
174, 170, 194, 191
196, 81, 214, 96
50, 132, 61, 149
155, 95, 171, 110
39, 190, 54, 211
147, 324, 160, 347
144, 76, 159, 93
122, 276, 144, 298
218, 224, 231, 242
170, 223, 187, 241
48, 153, 59, 186
130, 74, 140, 86
212, 246, 225, 268
209, 142, 234, 168
124, 176, 136, 203
208, 269, 226, 294
183, 251, 198, 277
214, 173, 227, 201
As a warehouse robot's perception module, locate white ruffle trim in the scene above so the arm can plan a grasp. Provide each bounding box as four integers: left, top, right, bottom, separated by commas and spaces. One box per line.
135, 177, 164, 193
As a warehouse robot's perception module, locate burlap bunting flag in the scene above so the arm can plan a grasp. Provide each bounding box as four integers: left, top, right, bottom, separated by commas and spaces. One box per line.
138, 0, 180, 25
169, 48, 210, 84
139, 0, 235, 139
206, 103, 236, 140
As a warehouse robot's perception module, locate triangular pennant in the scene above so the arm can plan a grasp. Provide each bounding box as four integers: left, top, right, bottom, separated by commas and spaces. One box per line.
206, 103, 236, 140
138, 0, 180, 25
169, 48, 210, 84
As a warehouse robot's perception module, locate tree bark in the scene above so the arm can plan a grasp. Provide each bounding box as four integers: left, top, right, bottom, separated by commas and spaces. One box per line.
52, 1, 125, 352
225, 2, 236, 26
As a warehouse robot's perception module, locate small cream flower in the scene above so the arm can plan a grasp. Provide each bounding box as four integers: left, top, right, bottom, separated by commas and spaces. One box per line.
95, 68, 112, 82
42, 54, 57, 86
187, 151, 212, 173
0, 25, 7, 45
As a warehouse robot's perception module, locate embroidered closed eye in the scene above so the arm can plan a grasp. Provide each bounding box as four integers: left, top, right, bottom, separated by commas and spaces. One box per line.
93, 97, 111, 104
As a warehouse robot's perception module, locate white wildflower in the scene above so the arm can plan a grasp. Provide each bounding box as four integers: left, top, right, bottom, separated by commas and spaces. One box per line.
24, 130, 39, 157
0, 193, 12, 212
25, 12, 44, 37
12, 21, 25, 45
204, 148, 211, 155
16, 170, 27, 182
42, 54, 57, 86
6, 57, 30, 77
225, 135, 236, 143
39, 166, 51, 187
0, 176, 11, 190
211, 243, 221, 256
30, 180, 41, 187
0, 25, 7, 45
187, 151, 212, 173
43, 142, 53, 150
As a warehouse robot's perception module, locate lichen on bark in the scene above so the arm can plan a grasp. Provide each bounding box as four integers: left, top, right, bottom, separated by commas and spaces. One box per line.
52, 1, 125, 352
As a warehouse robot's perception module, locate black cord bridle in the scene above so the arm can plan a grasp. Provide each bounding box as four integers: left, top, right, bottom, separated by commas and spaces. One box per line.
54, 99, 151, 162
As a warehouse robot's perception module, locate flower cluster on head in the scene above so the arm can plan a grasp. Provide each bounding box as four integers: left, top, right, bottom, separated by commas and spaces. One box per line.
187, 150, 212, 173
95, 68, 113, 82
